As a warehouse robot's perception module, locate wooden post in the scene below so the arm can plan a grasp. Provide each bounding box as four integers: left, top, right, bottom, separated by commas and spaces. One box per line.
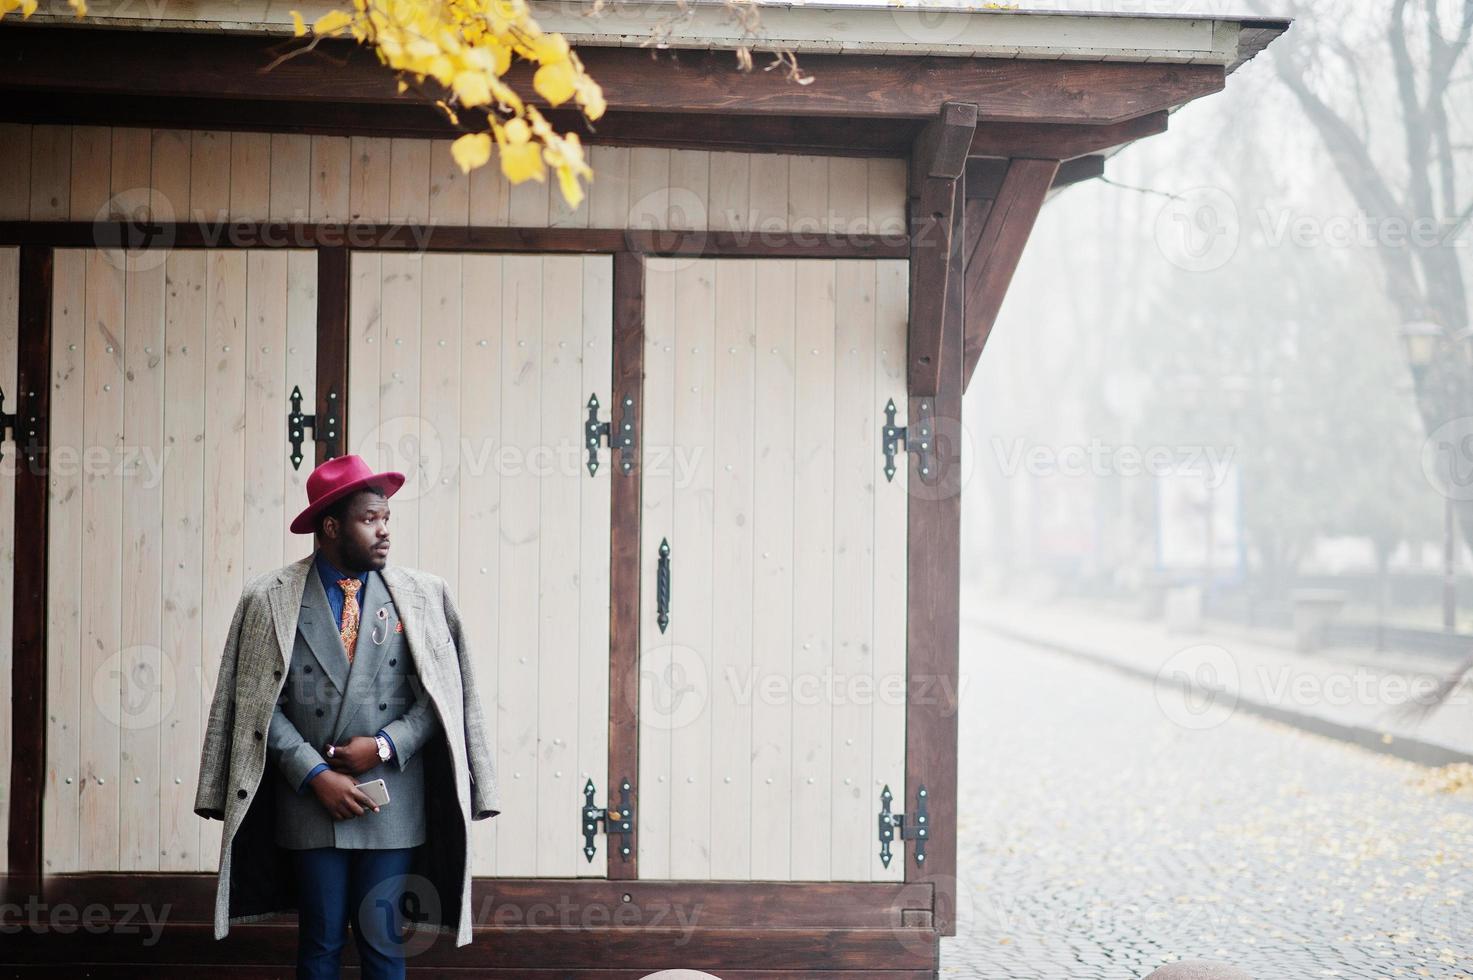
607, 250, 644, 879
7, 245, 52, 884
315, 246, 349, 465
905, 105, 973, 937
907, 102, 976, 398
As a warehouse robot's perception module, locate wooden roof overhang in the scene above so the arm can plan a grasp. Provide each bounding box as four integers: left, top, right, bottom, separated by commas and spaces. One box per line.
0, 12, 1288, 397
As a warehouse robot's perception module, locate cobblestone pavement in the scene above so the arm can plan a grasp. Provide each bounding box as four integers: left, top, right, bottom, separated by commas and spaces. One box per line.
940, 620, 1473, 979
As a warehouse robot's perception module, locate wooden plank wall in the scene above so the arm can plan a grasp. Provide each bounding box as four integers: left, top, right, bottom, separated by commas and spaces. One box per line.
639, 257, 908, 882
43, 247, 315, 873
0, 122, 911, 879
0, 124, 908, 236
0, 247, 16, 873
348, 251, 613, 878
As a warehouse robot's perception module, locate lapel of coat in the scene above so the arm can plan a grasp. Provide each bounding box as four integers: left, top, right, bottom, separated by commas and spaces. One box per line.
379, 565, 431, 673
295, 557, 351, 697
331, 569, 396, 743
267, 554, 317, 681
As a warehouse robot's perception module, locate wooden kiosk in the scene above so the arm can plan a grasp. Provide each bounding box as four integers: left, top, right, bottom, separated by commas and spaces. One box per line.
0, 3, 1286, 976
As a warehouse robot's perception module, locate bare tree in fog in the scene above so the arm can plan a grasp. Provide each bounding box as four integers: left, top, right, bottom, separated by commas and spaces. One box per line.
1256, 0, 1473, 546
1264, 0, 1473, 713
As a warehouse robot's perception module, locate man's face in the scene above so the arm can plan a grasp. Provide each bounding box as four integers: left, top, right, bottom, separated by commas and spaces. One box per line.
325, 491, 391, 572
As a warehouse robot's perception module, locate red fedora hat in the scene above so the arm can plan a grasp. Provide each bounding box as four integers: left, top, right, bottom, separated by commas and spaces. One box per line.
289, 454, 406, 534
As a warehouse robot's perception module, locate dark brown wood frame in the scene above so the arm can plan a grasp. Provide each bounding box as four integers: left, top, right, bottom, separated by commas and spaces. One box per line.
3, 874, 937, 973
0, 223, 909, 259
0, 25, 1224, 125
6, 244, 51, 884
607, 250, 644, 881
0, 214, 951, 974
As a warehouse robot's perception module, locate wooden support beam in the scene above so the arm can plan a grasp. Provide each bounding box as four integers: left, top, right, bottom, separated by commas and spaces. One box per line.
0, 91, 923, 158
968, 110, 1169, 160
966, 154, 1107, 201
7, 245, 51, 883
1051, 154, 1107, 191
0, 222, 908, 259
0, 26, 1225, 123
961, 158, 1060, 390
907, 103, 976, 397
910, 103, 978, 191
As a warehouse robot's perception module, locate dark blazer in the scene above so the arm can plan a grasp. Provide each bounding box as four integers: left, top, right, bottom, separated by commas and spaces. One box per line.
268, 564, 439, 849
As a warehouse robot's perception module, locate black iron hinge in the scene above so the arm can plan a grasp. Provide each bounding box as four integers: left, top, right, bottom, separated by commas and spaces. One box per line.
585, 392, 638, 477
583, 777, 636, 863
881, 398, 934, 482
0, 385, 40, 469
288, 385, 342, 470
878, 783, 929, 869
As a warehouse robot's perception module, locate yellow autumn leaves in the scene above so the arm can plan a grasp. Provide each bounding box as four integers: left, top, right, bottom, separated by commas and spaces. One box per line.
295, 0, 604, 207
0, 0, 84, 19
0, 0, 604, 208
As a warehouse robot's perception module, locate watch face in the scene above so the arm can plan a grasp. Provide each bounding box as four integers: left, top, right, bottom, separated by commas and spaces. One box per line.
377, 737, 390, 760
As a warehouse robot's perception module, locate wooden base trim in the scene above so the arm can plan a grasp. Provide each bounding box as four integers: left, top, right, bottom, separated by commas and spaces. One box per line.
0, 922, 938, 972
9, 875, 933, 931
0, 877, 940, 972
1, 970, 939, 979
0, 224, 910, 260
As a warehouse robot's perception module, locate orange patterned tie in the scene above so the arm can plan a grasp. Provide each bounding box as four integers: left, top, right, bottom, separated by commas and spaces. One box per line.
339, 578, 362, 664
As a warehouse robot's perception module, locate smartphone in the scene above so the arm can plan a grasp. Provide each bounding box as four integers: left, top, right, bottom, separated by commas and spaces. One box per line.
357, 778, 391, 808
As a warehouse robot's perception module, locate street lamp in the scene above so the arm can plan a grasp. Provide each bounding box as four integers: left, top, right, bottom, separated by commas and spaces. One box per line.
1398, 320, 1442, 378
1398, 319, 1462, 632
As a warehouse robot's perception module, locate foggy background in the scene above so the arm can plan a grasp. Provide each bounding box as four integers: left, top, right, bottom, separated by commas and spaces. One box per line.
962, 0, 1473, 639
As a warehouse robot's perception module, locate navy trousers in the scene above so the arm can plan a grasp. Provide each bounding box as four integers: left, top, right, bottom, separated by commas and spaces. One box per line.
292, 846, 416, 980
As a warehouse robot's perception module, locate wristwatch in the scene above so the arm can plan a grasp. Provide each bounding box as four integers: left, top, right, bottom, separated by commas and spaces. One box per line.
375, 734, 391, 762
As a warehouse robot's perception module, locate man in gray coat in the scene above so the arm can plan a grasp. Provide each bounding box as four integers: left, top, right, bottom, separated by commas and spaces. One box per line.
195, 454, 500, 978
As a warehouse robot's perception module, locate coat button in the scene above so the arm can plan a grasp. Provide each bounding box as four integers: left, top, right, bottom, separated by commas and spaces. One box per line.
273, 670, 282, 679
316, 709, 325, 717
237, 789, 247, 799
254, 731, 263, 741
389, 659, 397, 667
305, 665, 313, 673
379, 703, 388, 711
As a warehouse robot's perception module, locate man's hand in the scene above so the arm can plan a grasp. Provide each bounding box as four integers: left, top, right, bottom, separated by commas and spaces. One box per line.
310, 769, 379, 820
325, 736, 380, 776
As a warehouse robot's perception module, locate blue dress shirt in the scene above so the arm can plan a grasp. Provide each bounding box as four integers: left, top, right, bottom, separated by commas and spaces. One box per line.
300, 550, 395, 793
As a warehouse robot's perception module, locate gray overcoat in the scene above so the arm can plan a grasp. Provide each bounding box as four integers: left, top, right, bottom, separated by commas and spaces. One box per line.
195, 554, 501, 946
